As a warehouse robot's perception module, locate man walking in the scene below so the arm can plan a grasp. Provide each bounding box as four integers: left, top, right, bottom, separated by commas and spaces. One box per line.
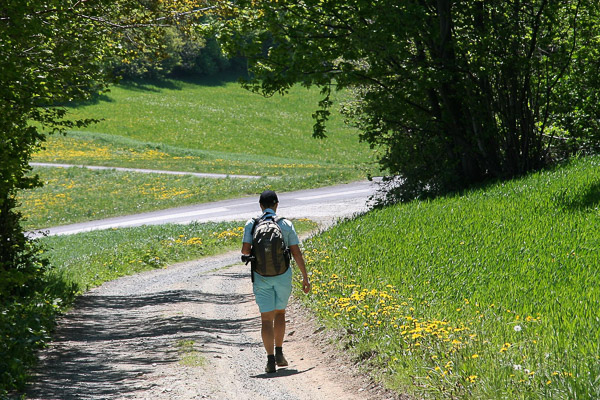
241, 190, 311, 373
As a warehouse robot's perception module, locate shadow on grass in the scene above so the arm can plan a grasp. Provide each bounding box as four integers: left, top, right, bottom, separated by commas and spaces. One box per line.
119, 70, 248, 92
25, 289, 257, 400
61, 93, 115, 108
562, 181, 600, 211
65, 70, 250, 108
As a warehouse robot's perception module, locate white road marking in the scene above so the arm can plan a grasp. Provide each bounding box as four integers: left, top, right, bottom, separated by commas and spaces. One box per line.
295, 189, 372, 201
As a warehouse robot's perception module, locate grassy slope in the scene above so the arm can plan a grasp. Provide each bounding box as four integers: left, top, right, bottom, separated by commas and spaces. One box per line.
298, 155, 600, 399
34, 75, 377, 175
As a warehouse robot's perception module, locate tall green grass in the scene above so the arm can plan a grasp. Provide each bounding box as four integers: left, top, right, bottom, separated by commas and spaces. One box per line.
298, 155, 600, 399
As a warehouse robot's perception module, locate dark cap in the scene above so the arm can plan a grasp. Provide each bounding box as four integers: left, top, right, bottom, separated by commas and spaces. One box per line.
259, 190, 278, 205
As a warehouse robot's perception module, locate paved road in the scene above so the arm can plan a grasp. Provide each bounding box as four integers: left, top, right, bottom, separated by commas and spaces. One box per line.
32, 180, 381, 237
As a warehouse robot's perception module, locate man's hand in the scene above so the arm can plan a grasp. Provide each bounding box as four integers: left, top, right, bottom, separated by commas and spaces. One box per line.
302, 276, 311, 294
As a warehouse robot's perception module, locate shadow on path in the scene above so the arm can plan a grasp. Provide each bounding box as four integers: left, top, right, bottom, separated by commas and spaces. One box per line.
26, 288, 257, 400
250, 367, 315, 379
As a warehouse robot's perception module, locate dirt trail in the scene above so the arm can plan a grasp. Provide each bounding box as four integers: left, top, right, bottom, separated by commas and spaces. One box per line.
26, 251, 401, 400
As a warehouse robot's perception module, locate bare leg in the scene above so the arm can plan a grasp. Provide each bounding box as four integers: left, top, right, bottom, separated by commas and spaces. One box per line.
274, 309, 286, 347
260, 311, 275, 355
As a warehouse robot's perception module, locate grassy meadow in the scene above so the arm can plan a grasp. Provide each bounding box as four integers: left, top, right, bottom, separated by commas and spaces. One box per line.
13, 74, 599, 399
297, 155, 600, 399
32, 74, 376, 178
19, 74, 377, 229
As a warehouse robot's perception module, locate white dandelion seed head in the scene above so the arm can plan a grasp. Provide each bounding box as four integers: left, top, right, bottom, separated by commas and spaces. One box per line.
513, 364, 522, 371
514, 325, 522, 332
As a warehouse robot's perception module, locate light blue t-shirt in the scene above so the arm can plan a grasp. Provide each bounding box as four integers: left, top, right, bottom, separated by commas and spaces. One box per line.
242, 208, 300, 247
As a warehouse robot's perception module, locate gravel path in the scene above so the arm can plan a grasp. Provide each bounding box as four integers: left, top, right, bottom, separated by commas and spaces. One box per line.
29, 163, 266, 180
26, 251, 403, 400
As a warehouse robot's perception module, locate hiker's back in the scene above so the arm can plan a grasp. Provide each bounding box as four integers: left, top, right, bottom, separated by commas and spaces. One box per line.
252, 216, 290, 276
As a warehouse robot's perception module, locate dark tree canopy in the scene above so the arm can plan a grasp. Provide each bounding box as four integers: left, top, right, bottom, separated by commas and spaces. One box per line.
216, 0, 600, 199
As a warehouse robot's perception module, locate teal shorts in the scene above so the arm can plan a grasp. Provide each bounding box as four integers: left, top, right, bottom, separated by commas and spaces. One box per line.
252, 267, 293, 313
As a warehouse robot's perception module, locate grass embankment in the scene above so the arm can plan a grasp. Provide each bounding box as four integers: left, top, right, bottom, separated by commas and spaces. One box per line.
40, 76, 370, 174
298, 156, 600, 399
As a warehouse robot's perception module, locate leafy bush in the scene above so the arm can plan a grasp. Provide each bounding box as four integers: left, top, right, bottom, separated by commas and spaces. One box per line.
0, 235, 76, 395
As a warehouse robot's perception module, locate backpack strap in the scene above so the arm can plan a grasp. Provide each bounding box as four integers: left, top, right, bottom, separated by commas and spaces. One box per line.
273, 217, 291, 267
250, 217, 259, 236
249, 217, 259, 282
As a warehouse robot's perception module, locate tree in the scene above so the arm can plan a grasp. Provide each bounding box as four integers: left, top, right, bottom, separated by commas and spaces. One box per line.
215, 0, 600, 200
107, 26, 245, 79
0, 0, 210, 392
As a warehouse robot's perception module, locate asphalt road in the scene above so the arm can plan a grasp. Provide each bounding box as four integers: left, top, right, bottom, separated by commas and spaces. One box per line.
32, 180, 381, 237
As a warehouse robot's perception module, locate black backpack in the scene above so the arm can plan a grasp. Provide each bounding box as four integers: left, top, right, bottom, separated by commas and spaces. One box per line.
250, 215, 290, 279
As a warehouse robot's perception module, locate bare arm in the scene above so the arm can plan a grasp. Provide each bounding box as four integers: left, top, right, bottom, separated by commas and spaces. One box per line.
290, 244, 311, 293
241, 242, 251, 255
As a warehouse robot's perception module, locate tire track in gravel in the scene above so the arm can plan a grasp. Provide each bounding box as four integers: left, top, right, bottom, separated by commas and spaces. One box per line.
26, 251, 402, 400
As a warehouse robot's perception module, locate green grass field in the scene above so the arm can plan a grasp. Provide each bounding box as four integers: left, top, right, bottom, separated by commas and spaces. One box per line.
297, 155, 600, 399
15, 74, 599, 399
33, 74, 377, 177
20, 74, 378, 229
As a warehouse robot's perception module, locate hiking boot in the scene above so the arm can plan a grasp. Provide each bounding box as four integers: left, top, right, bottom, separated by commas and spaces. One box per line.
275, 352, 288, 367
265, 355, 276, 373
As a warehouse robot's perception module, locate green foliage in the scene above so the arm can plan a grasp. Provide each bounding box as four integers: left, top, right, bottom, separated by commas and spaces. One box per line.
108, 27, 245, 79
0, 238, 76, 396
216, 1, 600, 199
300, 155, 600, 399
